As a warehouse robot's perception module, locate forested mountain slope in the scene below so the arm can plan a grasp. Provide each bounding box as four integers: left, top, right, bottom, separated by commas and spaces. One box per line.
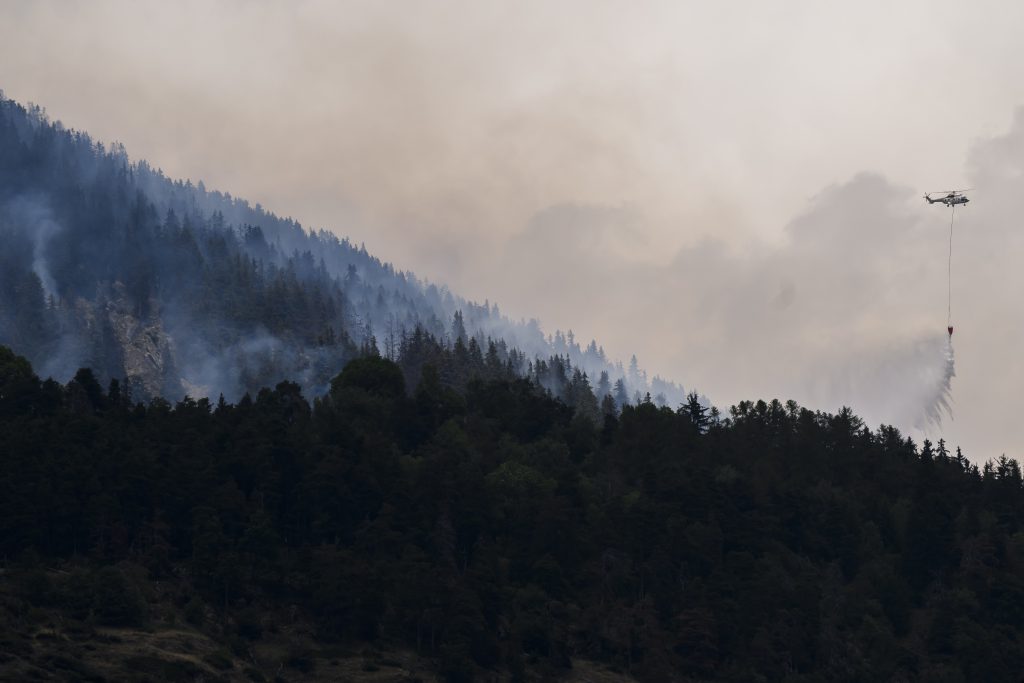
0, 92, 685, 406
1, 347, 1022, 681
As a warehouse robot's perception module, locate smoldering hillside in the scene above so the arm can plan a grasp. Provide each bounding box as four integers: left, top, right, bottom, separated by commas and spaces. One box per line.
0, 93, 686, 407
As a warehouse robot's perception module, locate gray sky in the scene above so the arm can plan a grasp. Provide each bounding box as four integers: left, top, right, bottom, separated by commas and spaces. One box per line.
3, 0, 1024, 458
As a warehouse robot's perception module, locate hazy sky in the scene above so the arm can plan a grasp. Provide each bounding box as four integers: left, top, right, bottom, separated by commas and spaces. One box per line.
3, 0, 1024, 458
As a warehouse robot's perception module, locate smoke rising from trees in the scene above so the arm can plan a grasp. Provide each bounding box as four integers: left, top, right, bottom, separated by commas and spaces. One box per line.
4, 1, 1024, 453
0, 95, 685, 409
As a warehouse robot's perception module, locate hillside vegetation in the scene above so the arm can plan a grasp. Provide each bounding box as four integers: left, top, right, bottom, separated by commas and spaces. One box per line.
1, 346, 1023, 681
0, 92, 684, 408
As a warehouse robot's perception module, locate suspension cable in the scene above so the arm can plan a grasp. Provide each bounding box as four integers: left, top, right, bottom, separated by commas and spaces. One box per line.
948, 204, 955, 327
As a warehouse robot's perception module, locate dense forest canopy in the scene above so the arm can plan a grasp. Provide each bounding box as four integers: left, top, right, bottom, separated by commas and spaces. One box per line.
1, 345, 1023, 681
0, 91, 688, 409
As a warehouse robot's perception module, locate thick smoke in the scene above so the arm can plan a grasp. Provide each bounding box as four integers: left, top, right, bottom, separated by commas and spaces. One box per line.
0, 90, 985, 443
6, 2, 1024, 455
501, 174, 958, 428
0, 94, 686, 408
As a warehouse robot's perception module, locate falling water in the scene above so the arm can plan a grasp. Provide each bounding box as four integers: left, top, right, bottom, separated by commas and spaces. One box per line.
919, 338, 955, 429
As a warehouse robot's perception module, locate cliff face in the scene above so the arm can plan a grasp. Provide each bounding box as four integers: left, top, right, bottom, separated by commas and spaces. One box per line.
63, 285, 183, 401
105, 302, 181, 401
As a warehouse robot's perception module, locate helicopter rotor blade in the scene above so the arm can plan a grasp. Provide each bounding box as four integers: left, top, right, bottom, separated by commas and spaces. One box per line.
923, 188, 972, 198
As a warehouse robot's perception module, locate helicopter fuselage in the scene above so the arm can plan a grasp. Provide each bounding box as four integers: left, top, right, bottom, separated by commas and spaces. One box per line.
925, 194, 969, 207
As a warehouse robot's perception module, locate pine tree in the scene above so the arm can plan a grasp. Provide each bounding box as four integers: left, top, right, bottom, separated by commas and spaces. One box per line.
613, 378, 630, 409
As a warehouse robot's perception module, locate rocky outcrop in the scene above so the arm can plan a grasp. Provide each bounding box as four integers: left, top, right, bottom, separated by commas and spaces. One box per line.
103, 284, 183, 401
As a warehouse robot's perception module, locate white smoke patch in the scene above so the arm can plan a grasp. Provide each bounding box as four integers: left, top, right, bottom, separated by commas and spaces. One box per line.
170, 325, 347, 403
172, 329, 286, 401
31, 227, 60, 298
4, 195, 63, 298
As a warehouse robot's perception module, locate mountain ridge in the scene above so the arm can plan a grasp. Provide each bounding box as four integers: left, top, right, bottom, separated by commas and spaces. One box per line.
0, 91, 689, 408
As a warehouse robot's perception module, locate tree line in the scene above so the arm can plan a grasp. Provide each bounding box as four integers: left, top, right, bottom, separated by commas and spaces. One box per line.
1, 344, 1022, 681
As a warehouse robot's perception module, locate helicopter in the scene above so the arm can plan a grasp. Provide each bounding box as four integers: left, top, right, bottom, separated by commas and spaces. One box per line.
924, 189, 971, 207
925, 188, 973, 339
